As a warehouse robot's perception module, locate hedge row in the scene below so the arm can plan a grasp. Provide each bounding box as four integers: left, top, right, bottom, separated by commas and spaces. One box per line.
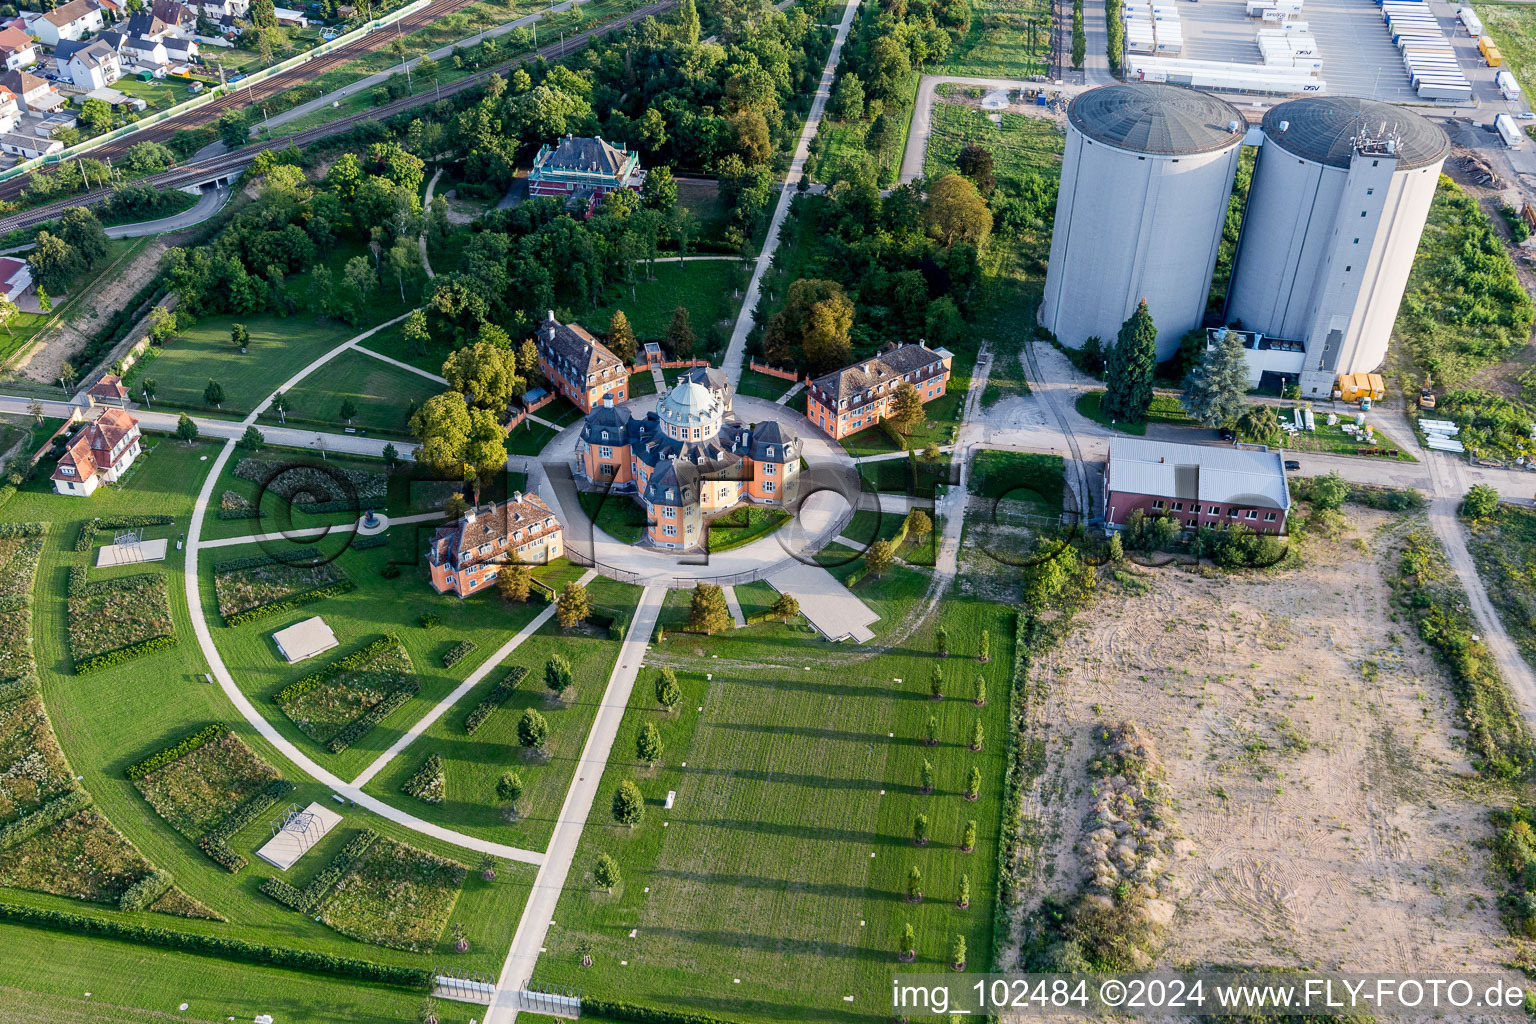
463, 665, 529, 735
295, 499, 368, 515
273, 634, 402, 705
75, 633, 180, 675
352, 533, 389, 550
212, 549, 327, 573
261, 828, 379, 915
216, 507, 267, 521
441, 640, 477, 668
75, 515, 174, 553
0, 789, 92, 849
72, 273, 164, 382
326, 679, 419, 754
579, 998, 747, 1024
0, 522, 45, 539
118, 868, 174, 912
0, 901, 431, 989
68, 571, 167, 599
401, 754, 444, 804
126, 723, 227, 779
995, 610, 1034, 961
198, 779, 295, 873
224, 579, 358, 627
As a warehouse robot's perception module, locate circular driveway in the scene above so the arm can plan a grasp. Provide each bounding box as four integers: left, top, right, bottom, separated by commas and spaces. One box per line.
520, 393, 859, 586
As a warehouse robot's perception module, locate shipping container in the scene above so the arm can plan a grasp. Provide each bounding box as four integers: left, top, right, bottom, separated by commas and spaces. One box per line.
1417, 81, 1474, 100
1481, 34, 1503, 65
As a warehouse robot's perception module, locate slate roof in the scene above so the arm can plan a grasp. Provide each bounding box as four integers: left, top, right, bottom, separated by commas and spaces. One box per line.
1262, 96, 1450, 171
538, 135, 634, 177
746, 419, 797, 464
1106, 437, 1290, 510
810, 342, 948, 404
535, 315, 623, 379
1069, 83, 1246, 156
579, 401, 632, 445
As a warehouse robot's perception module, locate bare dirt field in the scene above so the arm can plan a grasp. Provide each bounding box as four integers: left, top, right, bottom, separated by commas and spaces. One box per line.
1011, 509, 1514, 976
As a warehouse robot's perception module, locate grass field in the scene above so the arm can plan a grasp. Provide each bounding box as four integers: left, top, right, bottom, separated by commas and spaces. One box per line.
838, 390, 963, 458
362, 579, 640, 850
259, 348, 442, 437
735, 369, 799, 401
589, 260, 746, 350
1074, 390, 1193, 434
0, 437, 538, 1012
531, 581, 1013, 1022
924, 102, 1064, 188
937, 0, 1054, 77
969, 450, 1064, 514
1481, 5, 1536, 103
0, 237, 147, 369
579, 491, 650, 544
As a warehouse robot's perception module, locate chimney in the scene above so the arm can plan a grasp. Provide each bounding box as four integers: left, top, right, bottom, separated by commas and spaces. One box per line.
464, 506, 476, 524
513, 491, 524, 503
547, 310, 555, 322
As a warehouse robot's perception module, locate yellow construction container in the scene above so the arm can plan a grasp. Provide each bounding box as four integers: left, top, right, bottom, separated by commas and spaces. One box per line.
1366, 373, 1385, 401
1336, 374, 1358, 401
1481, 35, 1503, 66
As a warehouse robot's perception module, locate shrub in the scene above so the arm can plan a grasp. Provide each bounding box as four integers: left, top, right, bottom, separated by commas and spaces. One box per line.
497, 770, 523, 803
402, 754, 446, 804
0, 789, 92, 849
224, 580, 356, 627
273, 635, 403, 705
126, 724, 227, 780
326, 680, 420, 754
198, 779, 294, 873
578, 998, 747, 1024
441, 640, 477, 668
463, 665, 528, 735
1461, 483, 1501, 520
118, 868, 174, 912
262, 828, 380, 915
0, 901, 430, 989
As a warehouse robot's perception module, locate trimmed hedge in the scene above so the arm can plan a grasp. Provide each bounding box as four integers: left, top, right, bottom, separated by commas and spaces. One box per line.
126, 723, 227, 780
213, 550, 326, 573
261, 828, 379, 915
216, 507, 266, 521
75, 515, 173, 553
118, 869, 174, 912
273, 635, 402, 705
223, 579, 357, 627
325, 679, 419, 754
76, 634, 181, 675
578, 998, 747, 1024
0, 789, 92, 849
352, 533, 389, 550
0, 522, 45, 539
463, 665, 528, 735
198, 778, 295, 873
401, 754, 444, 804
441, 639, 477, 668
0, 901, 431, 989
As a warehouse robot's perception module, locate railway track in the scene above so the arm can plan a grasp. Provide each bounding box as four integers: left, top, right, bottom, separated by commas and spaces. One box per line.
0, 0, 677, 233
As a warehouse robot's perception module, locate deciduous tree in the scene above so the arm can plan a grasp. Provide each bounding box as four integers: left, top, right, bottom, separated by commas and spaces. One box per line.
888, 381, 925, 433
517, 708, 548, 749
545, 654, 574, 699
922, 174, 992, 248
865, 537, 894, 578
442, 339, 523, 410
557, 581, 591, 629
497, 770, 523, 803
498, 564, 533, 603
593, 852, 620, 892
175, 413, 198, 442
688, 582, 733, 634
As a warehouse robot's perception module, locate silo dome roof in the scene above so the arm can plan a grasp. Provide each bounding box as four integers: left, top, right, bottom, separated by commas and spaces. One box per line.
1068, 83, 1246, 155
1262, 96, 1449, 171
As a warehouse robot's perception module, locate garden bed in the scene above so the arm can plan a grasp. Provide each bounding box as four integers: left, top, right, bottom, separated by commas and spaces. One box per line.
0, 695, 75, 822
317, 836, 465, 952
133, 729, 282, 841
275, 639, 416, 749
66, 572, 176, 672
213, 553, 353, 625
231, 457, 387, 507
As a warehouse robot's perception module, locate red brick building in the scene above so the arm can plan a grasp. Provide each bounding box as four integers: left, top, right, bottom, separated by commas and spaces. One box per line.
534, 314, 628, 414
805, 342, 953, 440
1103, 437, 1291, 535
426, 492, 564, 597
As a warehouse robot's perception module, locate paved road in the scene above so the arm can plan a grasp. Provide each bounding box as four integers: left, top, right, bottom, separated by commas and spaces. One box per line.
718, 0, 864, 381
106, 187, 233, 239
899, 75, 1074, 184
489, 585, 666, 1024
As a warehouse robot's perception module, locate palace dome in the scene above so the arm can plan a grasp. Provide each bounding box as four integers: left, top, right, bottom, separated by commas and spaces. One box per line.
657, 380, 723, 441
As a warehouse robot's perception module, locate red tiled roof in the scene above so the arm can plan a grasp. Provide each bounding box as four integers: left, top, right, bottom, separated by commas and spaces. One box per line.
51, 408, 138, 485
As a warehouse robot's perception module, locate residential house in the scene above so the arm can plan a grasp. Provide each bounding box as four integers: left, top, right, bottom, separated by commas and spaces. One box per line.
51, 408, 143, 497
576, 370, 801, 550
162, 31, 195, 60
33, 110, 78, 136
272, 5, 307, 25
148, 0, 198, 36
528, 135, 644, 199
54, 38, 122, 89
108, 29, 171, 68
86, 373, 130, 405
0, 87, 20, 133
123, 11, 171, 38
0, 25, 37, 70
0, 130, 62, 157
2, 69, 66, 112
804, 342, 953, 440
196, 0, 251, 18
533, 313, 627, 413
426, 492, 564, 596
1102, 437, 1291, 536
0, 255, 31, 301
29, 0, 106, 45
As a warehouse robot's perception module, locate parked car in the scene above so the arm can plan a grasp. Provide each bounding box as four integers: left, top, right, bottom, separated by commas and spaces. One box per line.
1218, 428, 1235, 442
1284, 460, 1301, 471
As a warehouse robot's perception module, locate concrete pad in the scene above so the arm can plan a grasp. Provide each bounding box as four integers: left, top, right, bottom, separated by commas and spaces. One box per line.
95, 537, 167, 567
722, 585, 747, 628
765, 560, 878, 643
255, 801, 342, 870
272, 616, 338, 663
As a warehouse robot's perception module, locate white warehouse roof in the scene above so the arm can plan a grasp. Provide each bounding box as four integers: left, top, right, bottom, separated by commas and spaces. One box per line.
1107, 437, 1291, 510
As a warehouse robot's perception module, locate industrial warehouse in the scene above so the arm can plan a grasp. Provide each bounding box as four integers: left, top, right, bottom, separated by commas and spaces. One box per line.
1040, 83, 1449, 396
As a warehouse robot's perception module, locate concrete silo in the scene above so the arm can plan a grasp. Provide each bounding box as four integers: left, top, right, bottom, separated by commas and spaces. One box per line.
1224, 96, 1449, 396
1039, 83, 1247, 361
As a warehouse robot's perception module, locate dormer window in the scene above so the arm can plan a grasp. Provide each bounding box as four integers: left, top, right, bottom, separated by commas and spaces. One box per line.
766, 446, 775, 458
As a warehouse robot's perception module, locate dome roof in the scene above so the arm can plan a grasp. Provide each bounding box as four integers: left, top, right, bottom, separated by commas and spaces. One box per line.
1068, 83, 1246, 156
1261, 96, 1449, 171
658, 380, 720, 427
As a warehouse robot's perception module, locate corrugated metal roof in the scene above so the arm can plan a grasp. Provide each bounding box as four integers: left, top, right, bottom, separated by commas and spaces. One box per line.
1068, 83, 1246, 156
1107, 437, 1290, 509
1262, 96, 1449, 171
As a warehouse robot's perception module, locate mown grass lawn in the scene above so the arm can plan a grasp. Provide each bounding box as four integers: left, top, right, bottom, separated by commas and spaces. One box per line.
2, 436, 536, 1008
362, 579, 641, 850
1074, 390, 1193, 434
735, 369, 798, 401
532, 580, 1014, 1023
579, 490, 649, 544
937, 0, 1053, 77
838, 389, 963, 459
923, 102, 1065, 188
259, 348, 442, 438
588, 260, 747, 350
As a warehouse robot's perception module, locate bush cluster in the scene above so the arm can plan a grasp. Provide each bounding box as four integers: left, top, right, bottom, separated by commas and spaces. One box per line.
261, 828, 380, 915
198, 779, 295, 873
0, 901, 430, 988
352, 533, 389, 550
441, 639, 477, 668
74, 514, 174, 552
118, 868, 174, 912
325, 680, 419, 754
579, 998, 746, 1024
75, 634, 181, 675
273, 635, 403, 705
70, 276, 166, 383
223, 579, 357, 627
1291, 475, 1425, 512
463, 665, 528, 735
0, 522, 45, 539
402, 754, 445, 804
0, 789, 92, 849
126, 723, 227, 779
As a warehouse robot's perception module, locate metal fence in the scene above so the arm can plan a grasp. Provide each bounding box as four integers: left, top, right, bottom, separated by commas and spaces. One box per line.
432, 968, 495, 1004
519, 981, 580, 1016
